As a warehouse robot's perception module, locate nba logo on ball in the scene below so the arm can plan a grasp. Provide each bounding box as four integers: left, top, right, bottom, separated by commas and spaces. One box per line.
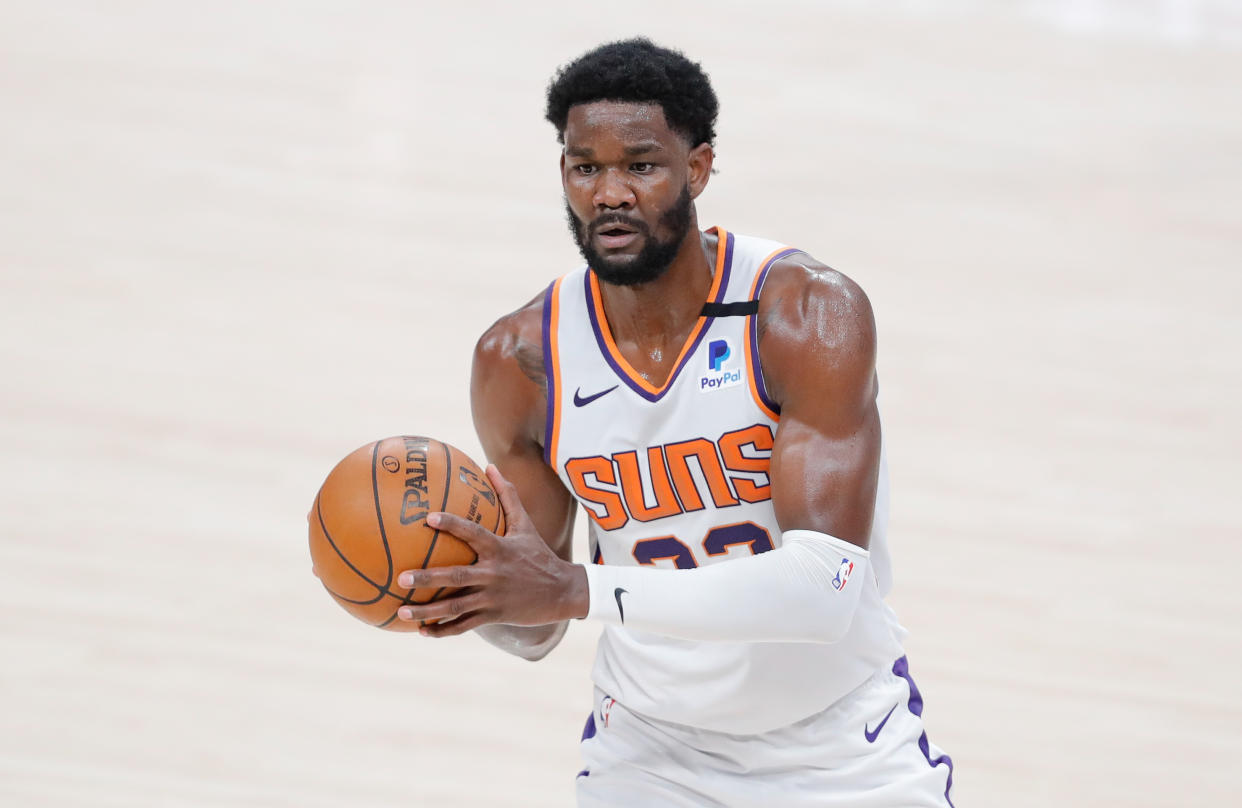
831, 558, 854, 591
700, 339, 742, 392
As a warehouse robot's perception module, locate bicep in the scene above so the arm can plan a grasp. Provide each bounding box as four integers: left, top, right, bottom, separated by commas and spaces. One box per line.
470, 326, 577, 560
769, 393, 881, 547
761, 265, 882, 547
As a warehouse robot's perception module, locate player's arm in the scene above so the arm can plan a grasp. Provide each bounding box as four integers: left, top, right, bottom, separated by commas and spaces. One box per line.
395, 261, 881, 643
468, 298, 577, 660
395, 294, 578, 660
761, 257, 881, 546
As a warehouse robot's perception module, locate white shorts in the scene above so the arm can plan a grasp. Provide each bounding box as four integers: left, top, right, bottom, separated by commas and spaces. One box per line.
576, 656, 954, 807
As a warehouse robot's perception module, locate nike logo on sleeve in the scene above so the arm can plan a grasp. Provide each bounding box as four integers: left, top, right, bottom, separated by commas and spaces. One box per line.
614, 587, 628, 623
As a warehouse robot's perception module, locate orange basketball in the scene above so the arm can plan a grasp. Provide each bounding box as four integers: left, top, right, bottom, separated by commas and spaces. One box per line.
308, 436, 505, 631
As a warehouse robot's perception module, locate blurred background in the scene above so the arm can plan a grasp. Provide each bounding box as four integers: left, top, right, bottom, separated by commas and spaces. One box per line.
2, 1, 1240, 805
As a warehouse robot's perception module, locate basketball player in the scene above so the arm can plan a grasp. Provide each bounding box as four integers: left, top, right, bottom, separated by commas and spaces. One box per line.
392, 39, 955, 807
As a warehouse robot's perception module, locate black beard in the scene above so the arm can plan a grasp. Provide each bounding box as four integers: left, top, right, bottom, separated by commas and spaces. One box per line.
565, 185, 693, 287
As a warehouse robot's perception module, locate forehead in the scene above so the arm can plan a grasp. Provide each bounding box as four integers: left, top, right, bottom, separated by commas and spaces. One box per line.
563, 101, 684, 152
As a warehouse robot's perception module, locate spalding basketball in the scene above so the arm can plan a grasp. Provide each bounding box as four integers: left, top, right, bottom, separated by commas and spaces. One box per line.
308, 436, 505, 631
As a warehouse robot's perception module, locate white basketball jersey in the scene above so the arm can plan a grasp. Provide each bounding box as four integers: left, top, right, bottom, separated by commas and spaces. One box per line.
542, 228, 907, 734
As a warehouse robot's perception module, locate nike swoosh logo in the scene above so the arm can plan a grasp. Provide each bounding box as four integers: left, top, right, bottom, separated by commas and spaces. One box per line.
574, 385, 619, 407
865, 703, 898, 743
614, 587, 628, 623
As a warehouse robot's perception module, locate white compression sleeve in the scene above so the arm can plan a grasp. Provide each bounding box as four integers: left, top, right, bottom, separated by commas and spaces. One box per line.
582, 530, 869, 644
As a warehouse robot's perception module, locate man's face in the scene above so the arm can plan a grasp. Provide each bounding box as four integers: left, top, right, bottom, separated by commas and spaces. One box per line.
560, 102, 708, 286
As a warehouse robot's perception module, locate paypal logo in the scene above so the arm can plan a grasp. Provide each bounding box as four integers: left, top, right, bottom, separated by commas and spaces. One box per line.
699, 338, 742, 393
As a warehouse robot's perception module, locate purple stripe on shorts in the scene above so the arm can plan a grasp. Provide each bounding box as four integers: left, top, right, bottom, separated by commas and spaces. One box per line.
581, 712, 596, 741
540, 279, 557, 466
892, 656, 955, 808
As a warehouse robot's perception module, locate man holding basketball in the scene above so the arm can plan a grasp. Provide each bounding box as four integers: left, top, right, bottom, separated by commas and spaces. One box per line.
392, 39, 955, 807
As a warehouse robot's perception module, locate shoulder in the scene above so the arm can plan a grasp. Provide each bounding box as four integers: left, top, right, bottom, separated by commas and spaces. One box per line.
474, 289, 548, 393
758, 253, 875, 346
755, 253, 876, 406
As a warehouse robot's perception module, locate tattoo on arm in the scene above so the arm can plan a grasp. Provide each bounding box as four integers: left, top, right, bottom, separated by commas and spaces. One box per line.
514, 338, 547, 398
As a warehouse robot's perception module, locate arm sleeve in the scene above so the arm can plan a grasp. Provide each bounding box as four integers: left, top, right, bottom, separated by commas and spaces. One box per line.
581, 530, 869, 644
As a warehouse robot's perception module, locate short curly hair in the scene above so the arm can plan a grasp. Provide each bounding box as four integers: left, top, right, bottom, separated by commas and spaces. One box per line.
545, 38, 718, 148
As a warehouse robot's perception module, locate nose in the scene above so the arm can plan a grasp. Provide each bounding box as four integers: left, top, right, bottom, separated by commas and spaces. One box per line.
593, 167, 635, 211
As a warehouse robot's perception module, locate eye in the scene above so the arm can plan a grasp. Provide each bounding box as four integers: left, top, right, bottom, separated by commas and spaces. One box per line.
573, 164, 597, 176
630, 162, 655, 173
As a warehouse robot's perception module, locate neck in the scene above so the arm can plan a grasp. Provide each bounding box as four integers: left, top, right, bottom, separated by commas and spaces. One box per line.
595, 224, 717, 349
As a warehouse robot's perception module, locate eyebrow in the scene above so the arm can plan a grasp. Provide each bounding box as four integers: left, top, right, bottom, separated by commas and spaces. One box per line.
624, 142, 664, 156
564, 141, 666, 159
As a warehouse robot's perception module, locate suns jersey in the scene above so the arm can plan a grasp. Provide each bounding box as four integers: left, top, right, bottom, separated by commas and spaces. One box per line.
541, 227, 907, 734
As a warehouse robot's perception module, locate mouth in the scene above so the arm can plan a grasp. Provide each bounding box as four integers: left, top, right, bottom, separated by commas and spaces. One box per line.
592, 221, 641, 251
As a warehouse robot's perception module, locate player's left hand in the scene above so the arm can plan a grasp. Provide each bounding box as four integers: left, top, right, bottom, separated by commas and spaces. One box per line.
393, 465, 588, 637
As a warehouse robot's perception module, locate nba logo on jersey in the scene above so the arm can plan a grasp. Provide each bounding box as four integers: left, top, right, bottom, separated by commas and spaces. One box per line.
700, 338, 742, 392
831, 558, 854, 591
600, 695, 616, 728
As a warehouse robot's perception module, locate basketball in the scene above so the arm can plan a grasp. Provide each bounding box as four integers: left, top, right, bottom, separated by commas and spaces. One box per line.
308, 436, 506, 631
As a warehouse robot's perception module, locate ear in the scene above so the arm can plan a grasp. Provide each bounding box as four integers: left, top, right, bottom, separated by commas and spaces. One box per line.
687, 143, 714, 199
559, 149, 567, 187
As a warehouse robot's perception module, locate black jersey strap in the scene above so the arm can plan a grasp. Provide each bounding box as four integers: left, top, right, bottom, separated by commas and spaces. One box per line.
700, 300, 759, 317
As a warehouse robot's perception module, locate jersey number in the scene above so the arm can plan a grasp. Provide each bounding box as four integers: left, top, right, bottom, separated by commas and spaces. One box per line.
631, 521, 773, 569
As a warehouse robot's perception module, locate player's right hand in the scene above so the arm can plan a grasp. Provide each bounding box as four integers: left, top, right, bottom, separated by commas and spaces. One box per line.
392, 465, 589, 636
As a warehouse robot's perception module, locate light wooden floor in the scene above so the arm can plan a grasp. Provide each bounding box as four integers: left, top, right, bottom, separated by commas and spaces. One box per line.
2, 2, 1240, 805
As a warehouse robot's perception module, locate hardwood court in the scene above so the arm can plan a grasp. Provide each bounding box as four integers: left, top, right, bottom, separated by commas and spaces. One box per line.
1, 2, 1239, 805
